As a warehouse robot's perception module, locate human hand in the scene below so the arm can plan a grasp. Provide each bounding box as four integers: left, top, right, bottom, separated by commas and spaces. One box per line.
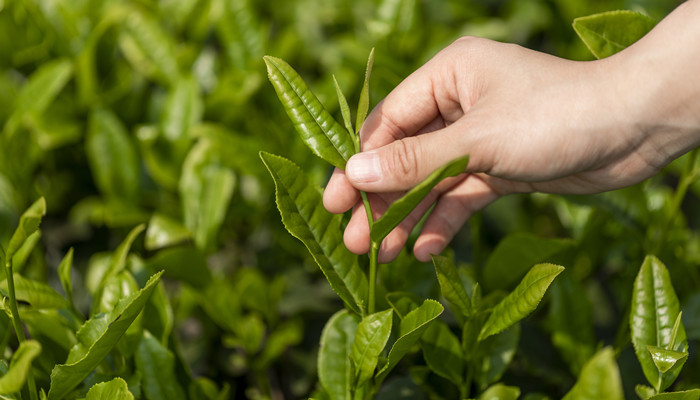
324, 14, 700, 263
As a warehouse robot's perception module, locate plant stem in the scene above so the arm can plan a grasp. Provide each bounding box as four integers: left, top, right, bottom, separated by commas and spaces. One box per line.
4, 257, 38, 400
368, 243, 379, 315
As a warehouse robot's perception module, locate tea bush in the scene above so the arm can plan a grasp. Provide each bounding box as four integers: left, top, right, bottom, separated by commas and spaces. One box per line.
0, 0, 697, 399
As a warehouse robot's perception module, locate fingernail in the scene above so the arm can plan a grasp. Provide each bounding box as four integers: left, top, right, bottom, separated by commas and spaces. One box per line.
347, 152, 381, 183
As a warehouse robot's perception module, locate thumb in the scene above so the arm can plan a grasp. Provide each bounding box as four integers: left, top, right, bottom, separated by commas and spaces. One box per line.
345, 124, 473, 192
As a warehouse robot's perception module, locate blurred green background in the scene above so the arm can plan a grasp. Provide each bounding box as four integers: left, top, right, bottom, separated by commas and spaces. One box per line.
1, 0, 695, 399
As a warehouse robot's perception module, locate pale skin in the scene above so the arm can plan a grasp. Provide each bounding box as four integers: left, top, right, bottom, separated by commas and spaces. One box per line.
323, 0, 700, 263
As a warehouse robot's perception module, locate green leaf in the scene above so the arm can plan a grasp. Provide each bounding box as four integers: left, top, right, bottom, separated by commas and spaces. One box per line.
7, 197, 46, 259
86, 109, 140, 202
479, 384, 520, 400
146, 247, 211, 290
160, 75, 202, 144
549, 272, 596, 375
58, 248, 74, 304
646, 345, 687, 374
371, 155, 469, 244
483, 233, 573, 291
573, 11, 656, 59
256, 318, 303, 369
0, 340, 41, 395
85, 378, 134, 400
636, 385, 656, 400
479, 264, 564, 341
375, 299, 443, 382
145, 214, 192, 251
630, 256, 687, 392
318, 310, 359, 400
260, 152, 367, 314
351, 309, 393, 387
432, 254, 472, 320
4, 59, 73, 137
180, 139, 236, 252
649, 390, 700, 400
476, 324, 520, 389
0, 274, 70, 309
263, 56, 355, 169
135, 331, 186, 400
20, 309, 78, 351
562, 347, 623, 400
333, 75, 354, 137
118, 5, 180, 85
355, 48, 375, 135
47, 271, 163, 400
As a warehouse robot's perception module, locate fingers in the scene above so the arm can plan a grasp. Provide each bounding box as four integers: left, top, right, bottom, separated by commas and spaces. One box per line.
323, 168, 359, 214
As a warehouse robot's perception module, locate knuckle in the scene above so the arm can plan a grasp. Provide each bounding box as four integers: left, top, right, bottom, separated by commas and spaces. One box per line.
384, 138, 420, 185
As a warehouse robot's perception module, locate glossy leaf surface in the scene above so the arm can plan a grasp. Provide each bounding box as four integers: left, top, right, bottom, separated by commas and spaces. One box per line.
375, 299, 443, 382
261, 152, 367, 314
562, 347, 623, 400
479, 264, 564, 341
432, 254, 472, 320
350, 309, 393, 387
264, 56, 354, 169
47, 272, 162, 400
7, 197, 46, 258
371, 155, 469, 244
135, 331, 186, 400
85, 378, 134, 400
355, 48, 374, 134
0, 340, 41, 395
318, 310, 359, 400
479, 384, 520, 400
631, 256, 687, 392
573, 11, 656, 59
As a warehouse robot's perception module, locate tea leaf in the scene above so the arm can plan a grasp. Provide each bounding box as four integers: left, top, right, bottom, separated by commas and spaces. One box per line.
483, 233, 573, 291
135, 331, 187, 400
263, 56, 355, 169
562, 347, 623, 400
86, 377, 134, 400
479, 384, 520, 400
432, 254, 472, 320
479, 264, 564, 341
646, 345, 687, 374
631, 256, 687, 392
145, 213, 192, 251
476, 324, 520, 389
86, 109, 140, 202
333, 75, 354, 137
6, 197, 46, 259
375, 299, 443, 382
0, 340, 41, 395
47, 271, 163, 400
549, 271, 595, 375
58, 248, 74, 304
318, 310, 359, 400
351, 309, 393, 387
573, 11, 656, 59
161, 75, 202, 144
0, 274, 70, 309
355, 48, 374, 135
649, 390, 700, 400
180, 140, 236, 252
371, 155, 469, 244
260, 152, 367, 314
146, 247, 211, 290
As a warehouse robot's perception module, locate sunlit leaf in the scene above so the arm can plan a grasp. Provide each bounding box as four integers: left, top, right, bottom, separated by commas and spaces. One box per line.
432, 254, 472, 321
260, 152, 367, 314
371, 156, 469, 244
332, 75, 354, 138
135, 331, 186, 400
646, 345, 687, 375
376, 299, 443, 382
6, 197, 46, 259
145, 213, 192, 251
562, 347, 623, 400
573, 11, 656, 59
318, 310, 359, 400
631, 256, 687, 392
47, 271, 163, 400
355, 48, 374, 135
263, 56, 355, 169
85, 377, 134, 400
479, 264, 564, 341
351, 309, 393, 387
58, 248, 74, 304
0, 340, 41, 395
479, 383, 520, 400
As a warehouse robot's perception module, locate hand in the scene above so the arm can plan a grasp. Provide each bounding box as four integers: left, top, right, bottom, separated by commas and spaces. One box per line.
323, 5, 700, 263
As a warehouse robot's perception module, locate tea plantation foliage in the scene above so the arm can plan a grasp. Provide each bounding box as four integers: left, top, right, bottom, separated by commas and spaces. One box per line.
0, 0, 697, 399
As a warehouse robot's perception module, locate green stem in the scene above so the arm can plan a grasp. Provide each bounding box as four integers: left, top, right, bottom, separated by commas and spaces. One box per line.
368, 243, 379, 315
4, 258, 38, 400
